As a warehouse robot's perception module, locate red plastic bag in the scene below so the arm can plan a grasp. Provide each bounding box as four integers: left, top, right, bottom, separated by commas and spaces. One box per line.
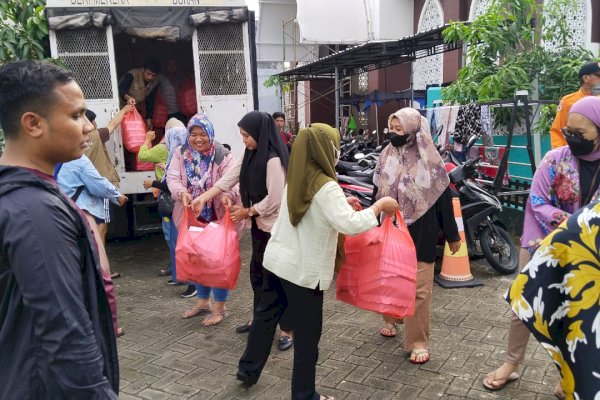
336, 211, 417, 319
178, 78, 197, 117
151, 92, 168, 129
175, 209, 241, 289
121, 107, 147, 153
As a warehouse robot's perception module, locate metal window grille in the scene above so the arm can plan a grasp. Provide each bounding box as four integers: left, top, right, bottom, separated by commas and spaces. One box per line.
55, 28, 113, 99
358, 72, 368, 94
358, 111, 368, 126
196, 23, 247, 95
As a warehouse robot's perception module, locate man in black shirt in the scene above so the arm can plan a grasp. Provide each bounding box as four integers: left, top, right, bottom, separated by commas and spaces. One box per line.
0, 60, 119, 399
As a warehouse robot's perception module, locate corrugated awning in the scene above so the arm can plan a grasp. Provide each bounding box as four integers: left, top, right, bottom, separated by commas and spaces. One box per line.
277, 25, 462, 82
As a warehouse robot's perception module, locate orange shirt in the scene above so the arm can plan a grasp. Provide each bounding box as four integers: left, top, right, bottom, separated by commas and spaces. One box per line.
550, 89, 588, 149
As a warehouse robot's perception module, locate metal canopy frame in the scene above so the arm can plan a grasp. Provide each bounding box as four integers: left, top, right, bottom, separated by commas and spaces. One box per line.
276, 25, 461, 82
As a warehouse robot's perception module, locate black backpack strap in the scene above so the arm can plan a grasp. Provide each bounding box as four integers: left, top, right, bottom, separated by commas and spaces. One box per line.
71, 186, 85, 203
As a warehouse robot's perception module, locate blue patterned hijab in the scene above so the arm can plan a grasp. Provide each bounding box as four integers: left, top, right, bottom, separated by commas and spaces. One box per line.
165, 127, 188, 172
183, 113, 216, 221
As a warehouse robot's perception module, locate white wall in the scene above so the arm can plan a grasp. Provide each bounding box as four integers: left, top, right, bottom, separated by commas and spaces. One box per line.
257, 62, 283, 114
296, 0, 369, 44
257, 0, 317, 62
372, 0, 414, 40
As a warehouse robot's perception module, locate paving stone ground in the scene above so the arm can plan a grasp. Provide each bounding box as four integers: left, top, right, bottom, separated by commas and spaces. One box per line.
109, 231, 558, 400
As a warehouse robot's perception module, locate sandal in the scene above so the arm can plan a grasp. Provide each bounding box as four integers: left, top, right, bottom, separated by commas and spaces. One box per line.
182, 306, 211, 319
110, 272, 121, 279
409, 349, 430, 364
482, 369, 520, 390
202, 311, 229, 326
116, 327, 125, 338
379, 322, 397, 337
320, 396, 335, 400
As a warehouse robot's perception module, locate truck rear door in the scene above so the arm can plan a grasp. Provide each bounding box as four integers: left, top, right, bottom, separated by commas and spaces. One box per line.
193, 21, 254, 155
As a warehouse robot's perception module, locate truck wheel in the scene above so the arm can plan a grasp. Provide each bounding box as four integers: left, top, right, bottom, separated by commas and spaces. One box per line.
480, 225, 518, 274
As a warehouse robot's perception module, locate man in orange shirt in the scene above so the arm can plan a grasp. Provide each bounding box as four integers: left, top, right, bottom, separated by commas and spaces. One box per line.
550, 61, 600, 148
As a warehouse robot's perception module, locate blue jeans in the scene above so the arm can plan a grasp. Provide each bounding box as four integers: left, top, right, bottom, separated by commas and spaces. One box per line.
162, 216, 172, 265
196, 285, 229, 302
169, 218, 178, 282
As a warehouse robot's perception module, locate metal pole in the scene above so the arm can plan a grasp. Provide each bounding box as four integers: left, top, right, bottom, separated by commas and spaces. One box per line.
334, 66, 340, 130
375, 102, 379, 145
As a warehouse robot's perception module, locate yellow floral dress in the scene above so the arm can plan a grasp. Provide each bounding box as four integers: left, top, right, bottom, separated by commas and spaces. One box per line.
506, 201, 600, 400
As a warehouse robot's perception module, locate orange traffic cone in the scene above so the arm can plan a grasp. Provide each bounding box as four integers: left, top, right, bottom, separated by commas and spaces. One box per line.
434, 197, 483, 288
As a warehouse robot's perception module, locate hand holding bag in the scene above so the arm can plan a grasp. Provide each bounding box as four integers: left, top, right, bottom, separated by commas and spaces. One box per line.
336, 211, 418, 318
175, 208, 241, 289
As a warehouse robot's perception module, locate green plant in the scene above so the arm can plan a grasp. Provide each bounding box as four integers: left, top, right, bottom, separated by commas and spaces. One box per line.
263, 74, 292, 96
442, 0, 596, 134
0, 0, 48, 62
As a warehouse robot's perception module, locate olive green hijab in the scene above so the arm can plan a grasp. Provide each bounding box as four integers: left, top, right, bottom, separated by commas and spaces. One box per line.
287, 123, 341, 226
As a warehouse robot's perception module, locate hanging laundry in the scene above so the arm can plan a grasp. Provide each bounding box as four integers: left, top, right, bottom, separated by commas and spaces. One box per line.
480, 105, 494, 147
454, 103, 482, 145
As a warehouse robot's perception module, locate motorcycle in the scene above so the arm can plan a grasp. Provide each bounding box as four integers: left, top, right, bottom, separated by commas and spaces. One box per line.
447, 155, 519, 274
337, 174, 373, 209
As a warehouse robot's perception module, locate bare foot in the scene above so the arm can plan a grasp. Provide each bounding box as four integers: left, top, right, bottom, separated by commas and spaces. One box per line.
202, 311, 228, 326
483, 363, 520, 390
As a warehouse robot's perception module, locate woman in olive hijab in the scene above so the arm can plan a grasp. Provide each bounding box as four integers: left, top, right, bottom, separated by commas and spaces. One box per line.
236, 123, 399, 400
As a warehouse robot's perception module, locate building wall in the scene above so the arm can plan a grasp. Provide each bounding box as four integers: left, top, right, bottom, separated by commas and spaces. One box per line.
305, 79, 336, 127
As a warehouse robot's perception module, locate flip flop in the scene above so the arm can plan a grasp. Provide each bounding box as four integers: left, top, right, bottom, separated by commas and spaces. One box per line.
379, 322, 397, 337
110, 272, 121, 279
482, 370, 520, 390
182, 306, 211, 319
202, 311, 229, 326
409, 349, 430, 364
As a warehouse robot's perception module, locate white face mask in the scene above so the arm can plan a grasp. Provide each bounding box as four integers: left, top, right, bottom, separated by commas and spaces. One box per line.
592, 83, 600, 96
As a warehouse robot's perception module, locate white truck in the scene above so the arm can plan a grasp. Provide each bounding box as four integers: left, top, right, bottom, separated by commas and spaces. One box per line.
45, 0, 257, 236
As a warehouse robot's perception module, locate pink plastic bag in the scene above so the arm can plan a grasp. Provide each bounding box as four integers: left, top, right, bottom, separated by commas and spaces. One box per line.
121, 107, 146, 153
336, 211, 417, 318
175, 209, 241, 289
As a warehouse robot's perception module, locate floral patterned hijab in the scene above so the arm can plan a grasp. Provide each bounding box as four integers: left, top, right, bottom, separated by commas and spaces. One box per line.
183, 113, 216, 221
374, 107, 450, 225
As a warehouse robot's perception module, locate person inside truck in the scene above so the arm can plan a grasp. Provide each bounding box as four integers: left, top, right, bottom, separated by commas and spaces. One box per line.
118, 57, 161, 129
0, 60, 119, 399
156, 58, 187, 124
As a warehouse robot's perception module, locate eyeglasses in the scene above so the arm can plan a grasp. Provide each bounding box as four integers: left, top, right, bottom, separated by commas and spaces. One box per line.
561, 127, 584, 139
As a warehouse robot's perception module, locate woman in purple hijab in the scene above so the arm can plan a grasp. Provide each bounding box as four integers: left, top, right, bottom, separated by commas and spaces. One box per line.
484, 96, 600, 398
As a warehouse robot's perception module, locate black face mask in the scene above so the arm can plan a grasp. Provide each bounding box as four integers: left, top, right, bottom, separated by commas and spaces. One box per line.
566, 134, 596, 157
390, 134, 409, 148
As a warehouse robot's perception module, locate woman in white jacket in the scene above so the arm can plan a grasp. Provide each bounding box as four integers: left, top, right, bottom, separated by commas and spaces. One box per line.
235, 123, 399, 400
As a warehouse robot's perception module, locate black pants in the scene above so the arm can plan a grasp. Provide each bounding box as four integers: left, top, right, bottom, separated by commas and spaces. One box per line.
250, 220, 293, 331
238, 269, 323, 400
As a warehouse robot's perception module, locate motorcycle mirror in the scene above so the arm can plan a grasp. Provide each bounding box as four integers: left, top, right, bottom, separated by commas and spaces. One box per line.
354, 153, 365, 160
467, 134, 479, 149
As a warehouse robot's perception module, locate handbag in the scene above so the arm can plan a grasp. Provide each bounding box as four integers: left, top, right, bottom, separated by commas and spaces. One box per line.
157, 190, 174, 217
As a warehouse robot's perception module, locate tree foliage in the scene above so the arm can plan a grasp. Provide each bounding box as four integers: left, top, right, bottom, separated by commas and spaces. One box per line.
441, 0, 597, 133
0, 0, 49, 153
0, 0, 49, 62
